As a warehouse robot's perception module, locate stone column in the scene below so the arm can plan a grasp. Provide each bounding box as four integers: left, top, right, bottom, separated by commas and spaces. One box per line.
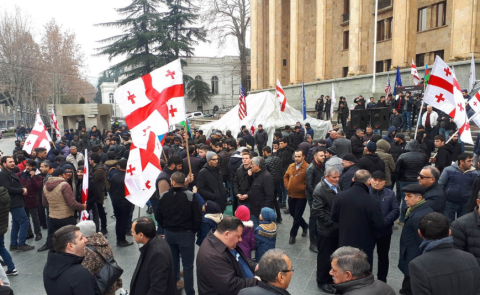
391, 0, 418, 68
250, 0, 259, 90
450, 0, 479, 59
289, 0, 304, 84
348, 0, 364, 75
251, 0, 266, 90
268, 0, 282, 88
315, 0, 327, 80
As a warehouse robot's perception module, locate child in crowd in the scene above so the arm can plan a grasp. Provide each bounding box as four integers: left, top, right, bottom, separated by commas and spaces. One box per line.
196, 200, 223, 246
255, 207, 277, 261
235, 205, 256, 259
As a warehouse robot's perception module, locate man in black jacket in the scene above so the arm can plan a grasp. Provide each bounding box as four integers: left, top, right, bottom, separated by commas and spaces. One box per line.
247, 157, 275, 228
277, 138, 295, 209
44, 225, 96, 295
254, 124, 268, 155
331, 170, 385, 269
339, 153, 359, 190
350, 129, 365, 159
290, 127, 303, 150
357, 142, 385, 175
0, 156, 33, 251
156, 172, 202, 295
452, 195, 480, 266
109, 159, 134, 246
315, 97, 324, 119
242, 130, 255, 151
233, 151, 253, 214
263, 146, 284, 222
196, 216, 258, 294
305, 148, 325, 253
412, 213, 480, 295
430, 135, 453, 173
398, 184, 433, 295
325, 96, 332, 120
311, 167, 341, 294
418, 166, 446, 213
131, 217, 176, 295
197, 152, 227, 212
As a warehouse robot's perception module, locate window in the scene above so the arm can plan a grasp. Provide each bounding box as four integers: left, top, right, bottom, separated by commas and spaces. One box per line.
246, 75, 251, 92
343, 31, 349, 50
344, 0, 349, 14
376, 61, 384, 73
195, 75, 202, 81
377, 20, 385, 41
418, 7, 427, 31
109, 93, 114, 104
283, 59, 287, 66
434, 50, 444, 60
435, 2, 446, 27
377, 18, 393, 41
385, 59, 392, 71
211, 76, 219, 95
416, 53, 426, 67
342, 67, 348, 78
385, 18, 393, 39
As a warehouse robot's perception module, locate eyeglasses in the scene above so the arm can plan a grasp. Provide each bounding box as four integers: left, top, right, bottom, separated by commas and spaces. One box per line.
418, 173, 433, 179
210, 158, 219, 161
281, 268, 295, 273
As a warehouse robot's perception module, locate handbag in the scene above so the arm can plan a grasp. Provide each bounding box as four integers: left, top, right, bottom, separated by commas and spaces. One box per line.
87, 245, 124, 295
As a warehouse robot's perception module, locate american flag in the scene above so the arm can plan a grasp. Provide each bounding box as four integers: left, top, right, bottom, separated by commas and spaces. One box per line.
385, 74, 391, 95
238, 84, 247, 120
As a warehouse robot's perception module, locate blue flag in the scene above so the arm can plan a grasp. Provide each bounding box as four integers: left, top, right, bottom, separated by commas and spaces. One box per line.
393, 66, 402, 95
302, 81, 306, 121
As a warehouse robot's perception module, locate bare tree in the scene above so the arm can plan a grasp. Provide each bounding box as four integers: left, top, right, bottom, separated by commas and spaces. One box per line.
202, 0, 250, 88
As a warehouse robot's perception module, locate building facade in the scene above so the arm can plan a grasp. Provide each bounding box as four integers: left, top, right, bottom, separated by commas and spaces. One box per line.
100, 56, 250, 118
251, 0, 479, 91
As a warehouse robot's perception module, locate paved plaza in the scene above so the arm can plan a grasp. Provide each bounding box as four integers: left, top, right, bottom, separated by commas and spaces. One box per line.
0, 137, 404, 295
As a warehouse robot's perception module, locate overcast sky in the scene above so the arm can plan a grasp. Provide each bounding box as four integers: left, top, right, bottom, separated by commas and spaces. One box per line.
0, 0, 238, 84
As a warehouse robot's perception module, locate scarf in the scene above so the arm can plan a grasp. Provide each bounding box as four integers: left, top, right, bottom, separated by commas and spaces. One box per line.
405, 198, 426, 218
419, 236, 454, 254
397, 97, 402, 110
314, 159, 324, 170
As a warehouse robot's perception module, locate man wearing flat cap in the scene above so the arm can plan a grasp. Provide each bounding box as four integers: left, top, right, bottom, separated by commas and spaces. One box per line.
338, 153, 358, 190
398, 184, 433, 295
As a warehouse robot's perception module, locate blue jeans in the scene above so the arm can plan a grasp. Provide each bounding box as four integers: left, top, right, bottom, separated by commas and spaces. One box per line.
399, 181, 418, 222
225, 180, 233, 202
443, 201, 468, 224
164, 231, 195, 295
10, 207, 29, 246
0, 235, 14, 271
150, 198, 164, 235
402, 111, 412, 131
438, 128, 450, 139
280, 182, 288, 206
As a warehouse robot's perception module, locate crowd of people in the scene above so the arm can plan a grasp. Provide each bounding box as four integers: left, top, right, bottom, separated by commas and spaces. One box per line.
0, 91, 479, 295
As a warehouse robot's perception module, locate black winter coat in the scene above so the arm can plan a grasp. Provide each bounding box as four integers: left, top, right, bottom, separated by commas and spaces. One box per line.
43, 252, 96, 295
290, 133, 303, 149
450, 140, 462, 161
109, 170, 131, 207
390, 141, 406, 163
305, 161, 324, 200
197, 163, 227, 212
0, 188, 9, 235
350, 134, 364, 159
247, 169, 275, 217
254, 130, 268, 146
264, 155, 283, 183
332, 182, 385, 258
452, 207, 480, 266
197, 231, 258, 295
130, 236, 176, 295
277, 145, 295, 173
422, 182, 446, 213
315, 100, 324, 112
357, 154, 385, 175
243, 134, 255, 150
339, 165, 359, 190
311, 178, 340, 237
156, 187, 202, 232
396, 141, 428, 182
183, 156, 203, 188
369, 187, 399, 238
233, 165, 252, 197
409, 243, 480, 295
229, 150, 245, 180
0, 169, 24, 208
398, 202, 433, 276
435, 143, 454, 173
239, 282, 291, 295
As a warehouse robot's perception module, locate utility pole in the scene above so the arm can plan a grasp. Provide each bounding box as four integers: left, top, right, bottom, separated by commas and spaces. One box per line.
372, 0, 379, 94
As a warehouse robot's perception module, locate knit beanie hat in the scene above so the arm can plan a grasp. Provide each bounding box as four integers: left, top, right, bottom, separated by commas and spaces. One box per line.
366, 141, 377, 152
205, 200, 221, 214
77, 220, 96, 237
260, 207, 276, 223
206, 151, 217, 162
235, 205, 250, 221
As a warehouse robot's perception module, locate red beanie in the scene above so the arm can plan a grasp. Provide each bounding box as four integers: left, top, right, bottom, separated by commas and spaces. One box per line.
235, 205, 250, 221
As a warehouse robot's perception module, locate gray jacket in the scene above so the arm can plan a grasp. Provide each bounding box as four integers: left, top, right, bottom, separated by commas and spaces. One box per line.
254, 129, 268, 146
332, 137, 352, 159
325, 156, 343, 175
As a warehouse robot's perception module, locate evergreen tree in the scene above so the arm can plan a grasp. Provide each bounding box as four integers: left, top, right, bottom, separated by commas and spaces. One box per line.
185, 75, 213, 108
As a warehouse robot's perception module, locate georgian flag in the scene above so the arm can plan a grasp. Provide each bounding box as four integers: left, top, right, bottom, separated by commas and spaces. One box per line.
452, 74, 473, 144
23, 110, 53, 154
411, 59, 421, 85
81, 153, 89, 221
50, 108, 61, 142
470, 91, 480, 114
275, 79, 290, 113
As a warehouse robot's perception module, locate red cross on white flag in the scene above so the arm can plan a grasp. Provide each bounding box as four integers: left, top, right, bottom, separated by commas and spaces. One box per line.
275, 79, 290, 113
23, 110, 53, 154
50, 108, 61, 142
411, 59, 421, 85
470, 92, 480, 114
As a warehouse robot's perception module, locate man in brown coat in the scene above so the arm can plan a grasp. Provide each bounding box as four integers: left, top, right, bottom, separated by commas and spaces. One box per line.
284, 150, 309, 244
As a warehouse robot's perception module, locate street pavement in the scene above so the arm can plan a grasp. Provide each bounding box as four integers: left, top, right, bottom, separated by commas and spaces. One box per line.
0, 137, 404, 294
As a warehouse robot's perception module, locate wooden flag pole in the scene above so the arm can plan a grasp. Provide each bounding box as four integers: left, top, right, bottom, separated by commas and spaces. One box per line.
138, 206, 141, 218
185, 134, 192, 176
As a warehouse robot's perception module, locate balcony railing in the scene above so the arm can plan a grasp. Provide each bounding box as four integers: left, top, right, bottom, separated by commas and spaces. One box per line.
342, 13, 349, 23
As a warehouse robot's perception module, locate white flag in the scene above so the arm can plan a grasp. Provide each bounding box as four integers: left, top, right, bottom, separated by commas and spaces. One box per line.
411, 59, 421, 85
275, 79, 290, 113
81, 156, 89, 221
469, 53, 476, 92
23, 110, 52, 154
331, 83, 336, 118
50, 107, 61, 142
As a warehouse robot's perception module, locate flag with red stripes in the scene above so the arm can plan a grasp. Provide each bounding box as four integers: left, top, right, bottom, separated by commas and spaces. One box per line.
50, 108, 61, 142
238, 84, 247, 120
411, 59, 421, 85
81, 152, 89, 221
384, 74, 391, 95
275, 79, 290, 113
23, 110, 52, 154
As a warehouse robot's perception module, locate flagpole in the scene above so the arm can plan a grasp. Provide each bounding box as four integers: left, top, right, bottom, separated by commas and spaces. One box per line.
185, 134, 192, 176
414, 100, 424, 140
372, 0, 378, 93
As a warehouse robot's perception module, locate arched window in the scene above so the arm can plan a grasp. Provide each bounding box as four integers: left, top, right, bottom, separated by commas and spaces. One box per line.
246, 75, 251, 92
109, 93, 114, 104
195, 75, 202, 81
211, 76, 219, 95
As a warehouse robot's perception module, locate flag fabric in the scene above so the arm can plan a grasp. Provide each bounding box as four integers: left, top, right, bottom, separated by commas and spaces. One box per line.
238, 84, 247, 120
411, 59, 421, 85
385, 74, 391, 95
23, 110, 53, 154
302, 82, 306, 121
424, 64, 430, 89
393, 66, 402, 95
469, 91, 480, 114
424, 56, 473, 144
331, 83, 336, 118
470, 53, 476, 92
114, 60, 182, 207
250, 118, 256, 135
179, 117, 192, 138
275, 79, 289, 113
81, 152, 89, 221
50, 108, 61, 142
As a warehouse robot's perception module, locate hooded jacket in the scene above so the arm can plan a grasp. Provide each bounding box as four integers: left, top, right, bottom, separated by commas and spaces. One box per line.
17, 169, 42, 209
435, 143, 454, 173
255, 207, 277, 261
375, 140, 395, 186
396, 140, 428, 182
43, 252, 96, 295
439, 162, 480, 204
357, 153, 385, 176
390, 140, 406, 163
238, 220, 256, 259
42, 177, 84, 219
382, 126, 397, 144
92, 163, 107, 204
